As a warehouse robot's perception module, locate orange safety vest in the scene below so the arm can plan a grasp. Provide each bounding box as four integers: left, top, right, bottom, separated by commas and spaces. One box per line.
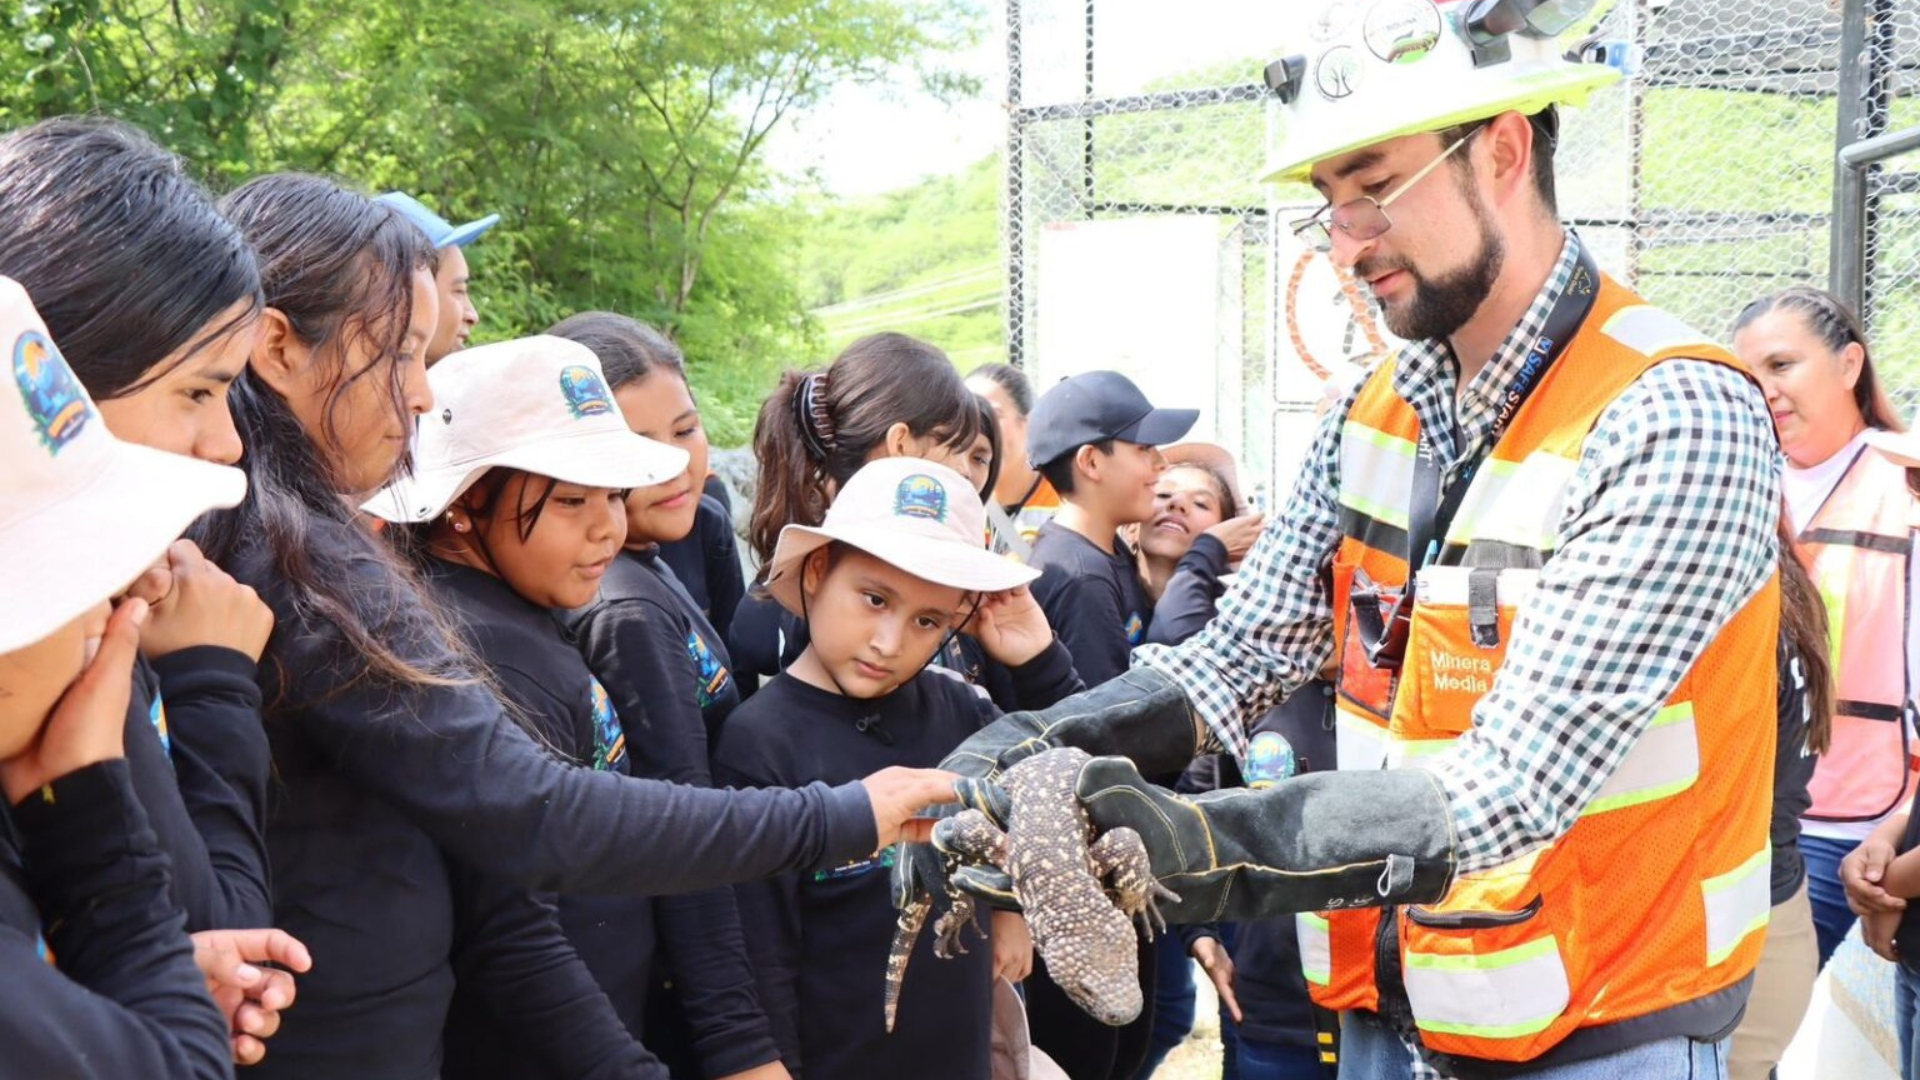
1297, 273, 1779, 1068
1800, 444, 1920, 821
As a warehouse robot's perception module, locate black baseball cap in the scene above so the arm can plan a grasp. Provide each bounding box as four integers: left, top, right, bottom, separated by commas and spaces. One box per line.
1026, 371, 1200, 468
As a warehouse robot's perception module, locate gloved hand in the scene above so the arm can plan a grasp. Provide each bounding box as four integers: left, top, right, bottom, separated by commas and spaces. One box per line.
948, 754, 1458, 923
894, 668, 1206, 916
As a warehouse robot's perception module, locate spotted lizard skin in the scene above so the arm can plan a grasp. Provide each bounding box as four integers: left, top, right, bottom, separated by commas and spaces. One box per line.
884, 746, 1177, 1032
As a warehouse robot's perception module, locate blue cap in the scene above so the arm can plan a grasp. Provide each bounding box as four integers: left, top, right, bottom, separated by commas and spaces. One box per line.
1026, 371, 1199, 469
375, 191, 500, 249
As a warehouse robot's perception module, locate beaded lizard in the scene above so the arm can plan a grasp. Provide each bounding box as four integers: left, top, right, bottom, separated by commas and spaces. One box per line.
884, 746, 1177, 1031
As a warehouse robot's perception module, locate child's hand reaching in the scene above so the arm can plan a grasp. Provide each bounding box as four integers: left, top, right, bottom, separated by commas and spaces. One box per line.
991, 910, 1033, 984
971, 586, 1053, 668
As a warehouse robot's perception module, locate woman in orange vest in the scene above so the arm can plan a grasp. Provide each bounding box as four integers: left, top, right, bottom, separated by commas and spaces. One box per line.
1732, 286, 1920, 967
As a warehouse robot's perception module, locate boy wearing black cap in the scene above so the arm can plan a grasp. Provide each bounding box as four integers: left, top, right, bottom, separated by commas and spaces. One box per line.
1025, 371, 1198, 690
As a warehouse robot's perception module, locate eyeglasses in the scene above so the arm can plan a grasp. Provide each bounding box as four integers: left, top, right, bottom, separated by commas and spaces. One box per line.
1291, 127, 1481, 254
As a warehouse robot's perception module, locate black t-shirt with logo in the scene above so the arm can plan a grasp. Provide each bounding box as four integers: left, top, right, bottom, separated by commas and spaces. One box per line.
714, 670, 998, 1080
1028, 521, 1154, 689
425, 561, 664, 1080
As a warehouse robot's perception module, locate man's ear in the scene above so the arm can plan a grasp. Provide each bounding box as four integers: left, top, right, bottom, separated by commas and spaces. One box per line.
249, 307, 308, 399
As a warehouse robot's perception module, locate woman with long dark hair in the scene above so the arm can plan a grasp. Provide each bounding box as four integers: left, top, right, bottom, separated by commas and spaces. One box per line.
0, 117, 310, 1066
194, 173, 954, 1080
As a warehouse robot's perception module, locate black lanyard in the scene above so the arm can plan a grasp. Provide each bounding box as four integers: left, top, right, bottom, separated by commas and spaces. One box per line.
1404, 242, 1600, 572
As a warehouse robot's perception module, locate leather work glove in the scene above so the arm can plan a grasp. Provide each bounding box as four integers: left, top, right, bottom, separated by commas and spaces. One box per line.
949, 755, 1458, 923
893, 668, 1206, 916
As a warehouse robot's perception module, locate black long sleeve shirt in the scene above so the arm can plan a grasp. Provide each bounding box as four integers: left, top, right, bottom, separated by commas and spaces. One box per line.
714, 671, 1000, 1080
568, 548, 779, 1077
125, 648, 274, 932
1027, 522, 1154, 689
226, 515, 878, 1080
0, 760, 233, 1080
429, 561, 666, 1080
658, 494, 749, 654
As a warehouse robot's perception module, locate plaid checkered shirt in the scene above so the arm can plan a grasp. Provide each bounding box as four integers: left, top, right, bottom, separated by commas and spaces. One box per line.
1135, 231, 1780, 878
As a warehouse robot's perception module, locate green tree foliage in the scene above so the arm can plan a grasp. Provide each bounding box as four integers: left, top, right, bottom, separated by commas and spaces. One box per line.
0, 0, 981, 445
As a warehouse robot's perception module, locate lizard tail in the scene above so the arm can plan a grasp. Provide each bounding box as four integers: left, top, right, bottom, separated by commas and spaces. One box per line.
885, 899, 930, 1034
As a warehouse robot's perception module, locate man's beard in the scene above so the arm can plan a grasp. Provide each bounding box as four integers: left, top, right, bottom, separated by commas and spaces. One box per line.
1362, 196, 1506, 343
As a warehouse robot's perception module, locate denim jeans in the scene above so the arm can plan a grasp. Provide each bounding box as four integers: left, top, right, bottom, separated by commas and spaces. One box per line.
1895, 962, 1920, 1080
1802, 832, 1863, 969
1237, 1036, 1325, 1080
1336, 1015, 1728, 1080
1137, 934, 1198, 1079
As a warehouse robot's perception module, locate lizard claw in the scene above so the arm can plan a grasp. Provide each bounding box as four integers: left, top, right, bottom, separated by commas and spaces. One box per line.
1132, 881, 1180, 941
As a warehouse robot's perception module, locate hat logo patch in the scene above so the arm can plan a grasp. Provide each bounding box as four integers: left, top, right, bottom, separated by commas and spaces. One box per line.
13, 330, 92, 455
559, 365, 614, 419
894, 474, 949, 522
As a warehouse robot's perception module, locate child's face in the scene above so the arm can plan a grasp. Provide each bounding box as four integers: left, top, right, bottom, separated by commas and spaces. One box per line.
1139, 466, 1228, 562
0, 602, 110, 760
614, 372, 709, 545
1085, 440, 1167, 525
800, 547, 967, 699
95, 298, 260, 466
889, 432, 991, 495
469, 472, 628, 610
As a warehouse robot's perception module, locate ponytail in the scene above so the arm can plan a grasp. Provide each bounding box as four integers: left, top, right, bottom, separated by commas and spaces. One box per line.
748, 332, 981, 566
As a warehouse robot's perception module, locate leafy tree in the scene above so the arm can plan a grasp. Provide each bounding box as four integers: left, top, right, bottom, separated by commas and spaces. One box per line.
0, 0, 984, 445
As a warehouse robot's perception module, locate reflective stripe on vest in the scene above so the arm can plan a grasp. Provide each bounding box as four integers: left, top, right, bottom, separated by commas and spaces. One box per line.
1702, 847, 1772, 966
1581, 703, 1700, 815
1334, 701, 1390, 771
1338, 421, 1417, 531
1600, 304, 1723, 357
1441, 454, 1578, 554
1403, 936, 1572, 1040
1299, 913, 1331, 986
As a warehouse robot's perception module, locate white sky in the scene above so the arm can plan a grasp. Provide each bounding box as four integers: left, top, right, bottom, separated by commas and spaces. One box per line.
764, 0, 1282, 198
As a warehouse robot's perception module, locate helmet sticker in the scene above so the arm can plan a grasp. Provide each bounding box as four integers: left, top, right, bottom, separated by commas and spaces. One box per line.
1314, 45, 1365, 100
1310, 0, 1359, 41
1365, 0, 1443, 64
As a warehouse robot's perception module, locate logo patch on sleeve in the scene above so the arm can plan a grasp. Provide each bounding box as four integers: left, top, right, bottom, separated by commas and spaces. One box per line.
587, 677, 627, 771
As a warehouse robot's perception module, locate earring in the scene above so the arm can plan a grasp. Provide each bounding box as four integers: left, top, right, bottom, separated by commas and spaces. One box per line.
448, 512, 470, 534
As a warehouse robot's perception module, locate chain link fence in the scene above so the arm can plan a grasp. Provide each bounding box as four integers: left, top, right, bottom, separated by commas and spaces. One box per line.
1005, 0, 1920, 493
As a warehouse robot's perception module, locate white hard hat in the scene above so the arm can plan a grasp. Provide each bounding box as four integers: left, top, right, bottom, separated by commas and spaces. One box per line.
1261, 0, 1623, 183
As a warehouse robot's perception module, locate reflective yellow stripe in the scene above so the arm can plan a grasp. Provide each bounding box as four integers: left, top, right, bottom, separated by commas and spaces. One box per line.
1581, 702, 1700, 815
1297, 913, 1331, 986
1334, 704, 1390, 771
1601, 304, 1720, 357
1444, 452, 1577, 551
1339, 422, 1416, 530
1386, 736, 1455, 767
1403, 935, 1570, 1039
1702, 847, 1771, 966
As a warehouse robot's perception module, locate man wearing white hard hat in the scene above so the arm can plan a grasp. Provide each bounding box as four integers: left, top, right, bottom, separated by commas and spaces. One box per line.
923, 3, 1782, 1077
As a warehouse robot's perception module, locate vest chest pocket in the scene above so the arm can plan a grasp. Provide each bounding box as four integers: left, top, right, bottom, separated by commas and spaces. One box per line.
1390, 568, 1539, 751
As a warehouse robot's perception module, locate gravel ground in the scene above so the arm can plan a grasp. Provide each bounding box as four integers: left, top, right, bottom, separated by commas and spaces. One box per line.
1153, 962, 1226, 1080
